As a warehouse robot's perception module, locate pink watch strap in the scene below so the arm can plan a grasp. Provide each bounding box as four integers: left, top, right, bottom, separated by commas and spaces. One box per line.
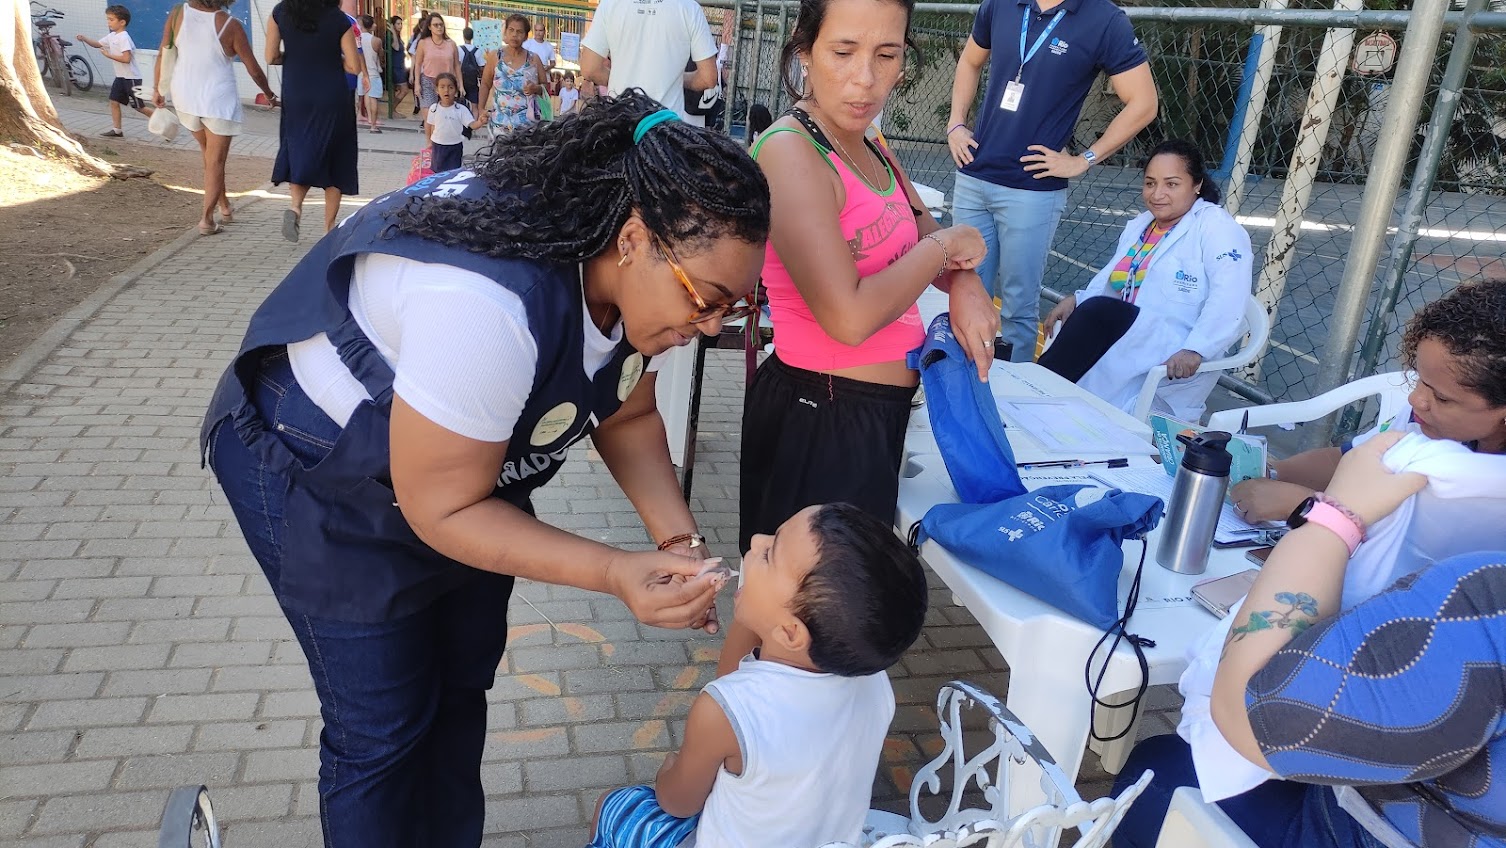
1302, 500, 1364, 555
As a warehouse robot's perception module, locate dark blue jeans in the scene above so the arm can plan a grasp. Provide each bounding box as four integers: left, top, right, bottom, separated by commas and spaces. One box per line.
1111, 735, 1384, 848
208, 351, 513, 847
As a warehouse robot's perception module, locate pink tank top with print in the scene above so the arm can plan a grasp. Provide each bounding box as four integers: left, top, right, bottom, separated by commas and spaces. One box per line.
754, 129, 925, 372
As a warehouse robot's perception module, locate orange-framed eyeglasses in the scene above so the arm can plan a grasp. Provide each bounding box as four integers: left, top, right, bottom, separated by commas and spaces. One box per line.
655, 237, 758, 326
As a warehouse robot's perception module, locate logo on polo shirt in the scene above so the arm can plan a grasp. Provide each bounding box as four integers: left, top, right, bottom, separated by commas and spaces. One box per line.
531, 402, 578, 446
1049, 37, 1069, 56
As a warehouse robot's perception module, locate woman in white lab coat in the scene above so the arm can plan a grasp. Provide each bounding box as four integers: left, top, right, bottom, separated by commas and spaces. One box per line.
1039, 140, 1253, 422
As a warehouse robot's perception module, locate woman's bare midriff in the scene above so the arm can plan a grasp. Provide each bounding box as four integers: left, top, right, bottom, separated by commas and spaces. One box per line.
824, 358, 919, 388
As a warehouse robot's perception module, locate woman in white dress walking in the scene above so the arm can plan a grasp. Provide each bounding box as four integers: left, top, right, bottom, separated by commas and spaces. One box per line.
153, 0, 277, 235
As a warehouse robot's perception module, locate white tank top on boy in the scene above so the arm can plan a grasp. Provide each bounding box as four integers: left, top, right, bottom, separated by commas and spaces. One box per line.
693, 654, 894, 848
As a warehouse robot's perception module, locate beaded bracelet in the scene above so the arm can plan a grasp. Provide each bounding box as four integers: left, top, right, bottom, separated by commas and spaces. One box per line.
922, 233, 949, 279
657, 532, 706, 552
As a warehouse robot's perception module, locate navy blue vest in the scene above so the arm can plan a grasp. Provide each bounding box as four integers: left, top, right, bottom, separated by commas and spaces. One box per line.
203, 170, 642, 622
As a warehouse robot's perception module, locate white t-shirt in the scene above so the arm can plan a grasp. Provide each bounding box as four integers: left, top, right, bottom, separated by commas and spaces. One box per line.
359, 31, 382, 77
100, 30, 140, 79
426, 102, 473, 146
580, 0, 716, 119
558, 86, 578, 113
286, 253, 629, 443
522, 37, 554, 66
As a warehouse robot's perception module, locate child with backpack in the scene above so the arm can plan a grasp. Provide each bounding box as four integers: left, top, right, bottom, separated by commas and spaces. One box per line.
459, 26, 482, 109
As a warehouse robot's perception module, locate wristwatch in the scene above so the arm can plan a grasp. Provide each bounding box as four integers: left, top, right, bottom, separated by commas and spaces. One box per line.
1081, 149, 1099, 166
1285, 495, 1364, 555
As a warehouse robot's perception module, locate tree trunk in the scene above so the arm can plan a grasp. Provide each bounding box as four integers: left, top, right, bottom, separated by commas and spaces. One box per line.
0, 0, 118, 176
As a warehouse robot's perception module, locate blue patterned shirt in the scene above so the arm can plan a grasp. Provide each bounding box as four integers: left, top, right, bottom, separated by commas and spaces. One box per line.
1246, 552, 1506, 848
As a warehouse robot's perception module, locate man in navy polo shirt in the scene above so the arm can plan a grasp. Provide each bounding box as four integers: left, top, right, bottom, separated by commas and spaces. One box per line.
947, 0, 1157, 361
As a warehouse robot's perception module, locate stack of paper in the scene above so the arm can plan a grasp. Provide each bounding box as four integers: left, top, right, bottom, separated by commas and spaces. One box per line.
997, 397, 1158, 457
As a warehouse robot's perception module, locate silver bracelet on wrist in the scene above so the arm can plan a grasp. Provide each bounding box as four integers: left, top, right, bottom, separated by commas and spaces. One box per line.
922, 233, 948, 279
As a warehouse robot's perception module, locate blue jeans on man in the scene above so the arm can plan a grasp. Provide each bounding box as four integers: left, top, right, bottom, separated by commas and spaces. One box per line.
950, 172, 1067, 362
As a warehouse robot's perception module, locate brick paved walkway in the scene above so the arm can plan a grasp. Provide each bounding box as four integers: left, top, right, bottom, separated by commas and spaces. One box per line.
0, 108, 1179, 847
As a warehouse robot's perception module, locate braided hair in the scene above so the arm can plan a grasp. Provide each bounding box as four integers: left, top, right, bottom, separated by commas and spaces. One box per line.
392, 90, 771, 261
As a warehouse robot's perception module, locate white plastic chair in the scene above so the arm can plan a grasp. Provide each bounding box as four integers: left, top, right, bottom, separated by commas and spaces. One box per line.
1129, 295, 1272, 423
1153, 787, 1258, 848
820, 681, 1153, 848
1206, 370, 1414, 435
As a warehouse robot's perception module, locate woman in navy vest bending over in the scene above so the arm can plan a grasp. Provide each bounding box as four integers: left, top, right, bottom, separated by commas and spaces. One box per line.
201, 90, 771, 847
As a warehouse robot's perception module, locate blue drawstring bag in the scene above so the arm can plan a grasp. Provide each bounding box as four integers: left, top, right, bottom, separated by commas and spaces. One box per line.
907, 314, 1027, 504
907, 314, 1165, 742
913, 485, 1164, 631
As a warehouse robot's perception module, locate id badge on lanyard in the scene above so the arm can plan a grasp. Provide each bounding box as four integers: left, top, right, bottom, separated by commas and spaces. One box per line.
1002, 7, 1066, 112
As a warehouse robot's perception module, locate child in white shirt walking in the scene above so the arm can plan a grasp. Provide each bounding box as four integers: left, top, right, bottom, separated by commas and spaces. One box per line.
78, 4, 154, 137
424, 73, 488, 173
589, 503, 929, 848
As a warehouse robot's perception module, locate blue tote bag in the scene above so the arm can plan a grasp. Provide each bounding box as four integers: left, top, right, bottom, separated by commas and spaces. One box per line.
907, 315, 1165, 740
913, 485, 1164, 631
907, 314, 1027, 504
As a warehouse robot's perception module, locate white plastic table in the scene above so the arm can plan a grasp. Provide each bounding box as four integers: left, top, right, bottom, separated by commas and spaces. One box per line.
897, 363, 1249, 812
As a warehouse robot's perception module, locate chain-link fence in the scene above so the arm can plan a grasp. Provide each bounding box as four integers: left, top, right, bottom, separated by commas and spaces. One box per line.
717, 0, 1506, 424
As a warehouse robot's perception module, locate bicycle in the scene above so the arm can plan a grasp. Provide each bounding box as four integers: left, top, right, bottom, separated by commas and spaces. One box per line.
31, 4, 94, 95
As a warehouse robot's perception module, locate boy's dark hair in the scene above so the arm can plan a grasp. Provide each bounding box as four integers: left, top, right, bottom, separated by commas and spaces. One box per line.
360, 14, 373, 28
792, 503, 928, 677
105, 4, 130, 24
463, 25, 473, 40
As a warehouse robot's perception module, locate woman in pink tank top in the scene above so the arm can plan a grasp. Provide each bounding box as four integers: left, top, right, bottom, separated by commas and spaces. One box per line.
724, 0, 1002, 673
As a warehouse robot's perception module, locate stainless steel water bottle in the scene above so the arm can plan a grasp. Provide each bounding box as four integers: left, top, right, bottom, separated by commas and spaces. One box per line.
1156, 431, 1234, 575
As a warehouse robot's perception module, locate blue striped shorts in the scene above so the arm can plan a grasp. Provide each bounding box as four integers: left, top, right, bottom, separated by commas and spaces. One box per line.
588, 785, 700, 848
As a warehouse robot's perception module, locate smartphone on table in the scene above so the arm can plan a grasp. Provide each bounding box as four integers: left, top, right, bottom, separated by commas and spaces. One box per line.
1192, 568, 1260, 618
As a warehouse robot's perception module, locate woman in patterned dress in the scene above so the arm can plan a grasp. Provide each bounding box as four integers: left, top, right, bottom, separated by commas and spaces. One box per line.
475, 13, 545, 137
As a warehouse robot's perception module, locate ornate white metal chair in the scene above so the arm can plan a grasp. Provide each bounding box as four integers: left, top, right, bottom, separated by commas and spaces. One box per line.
821, 681, 1152, 848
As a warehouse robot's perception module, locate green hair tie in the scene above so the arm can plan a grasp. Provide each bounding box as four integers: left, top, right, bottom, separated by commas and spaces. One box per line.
633, 109, 680, 144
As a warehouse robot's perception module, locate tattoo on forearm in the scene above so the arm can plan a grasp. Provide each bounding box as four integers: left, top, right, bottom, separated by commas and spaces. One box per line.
1221, 591, 1320, 658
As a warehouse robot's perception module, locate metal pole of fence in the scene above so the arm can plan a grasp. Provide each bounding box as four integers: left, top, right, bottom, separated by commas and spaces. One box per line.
773, 0, 789, 115
1221, 0, 1288, 217
1250, 0, 1361, 382
722, 0, 742, 134
1346, 0, 1486, 412
1303, 0, 1451, 450
751, 0, 767, 119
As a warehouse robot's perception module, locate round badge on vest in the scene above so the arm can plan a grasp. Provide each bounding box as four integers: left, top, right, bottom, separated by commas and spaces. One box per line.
617, 353, 645, 402
531, 402, 578, 446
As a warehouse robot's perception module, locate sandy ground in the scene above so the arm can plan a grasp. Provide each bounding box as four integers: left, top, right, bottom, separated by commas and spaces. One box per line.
0, 137, 269, 367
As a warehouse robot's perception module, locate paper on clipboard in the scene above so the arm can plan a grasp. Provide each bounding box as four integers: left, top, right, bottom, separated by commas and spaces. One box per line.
997, 397, 1157, 456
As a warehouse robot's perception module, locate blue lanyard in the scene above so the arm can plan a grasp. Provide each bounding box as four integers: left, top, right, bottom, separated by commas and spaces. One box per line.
1017, 7, 1067, 81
